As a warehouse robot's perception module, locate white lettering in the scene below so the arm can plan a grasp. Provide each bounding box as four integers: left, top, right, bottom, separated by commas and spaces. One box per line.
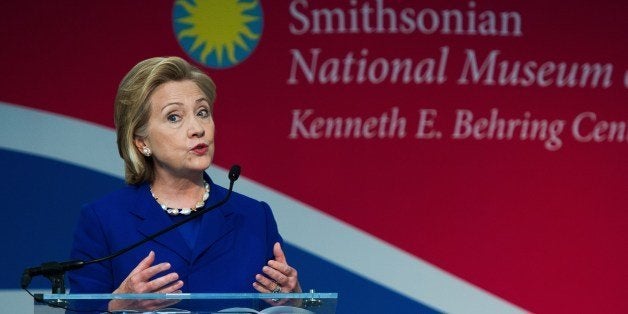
287, 47, 448, 85
288, 107, 407, 139
415, 109, 439, 139
288, 0, 522, 37
288, 0, 309, 35
457, 49, 614, 89
572, 112, 627, 143
287, 49, 320, 84
289, 109, 314, 139
452, 108, 565, 151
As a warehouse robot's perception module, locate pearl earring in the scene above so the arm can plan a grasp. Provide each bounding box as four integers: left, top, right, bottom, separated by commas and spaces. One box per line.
141, 147, 152, 157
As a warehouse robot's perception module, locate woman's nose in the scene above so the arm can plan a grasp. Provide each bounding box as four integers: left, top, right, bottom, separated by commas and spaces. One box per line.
187, 117, 205, 138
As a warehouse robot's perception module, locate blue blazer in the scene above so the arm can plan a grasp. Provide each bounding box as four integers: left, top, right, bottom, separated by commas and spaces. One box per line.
68, 174, 282, 297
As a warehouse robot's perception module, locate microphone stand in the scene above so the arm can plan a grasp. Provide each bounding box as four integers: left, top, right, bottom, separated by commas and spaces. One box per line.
21, 165, 241, 304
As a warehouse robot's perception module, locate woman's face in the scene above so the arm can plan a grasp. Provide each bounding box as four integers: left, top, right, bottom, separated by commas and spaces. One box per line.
136, 80, 215, 180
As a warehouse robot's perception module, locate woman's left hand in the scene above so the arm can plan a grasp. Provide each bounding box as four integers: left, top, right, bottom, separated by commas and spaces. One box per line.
253, 242, 302, 296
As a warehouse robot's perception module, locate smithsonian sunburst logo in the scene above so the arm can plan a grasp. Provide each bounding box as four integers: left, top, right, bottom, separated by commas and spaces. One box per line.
173, 0, 263, 69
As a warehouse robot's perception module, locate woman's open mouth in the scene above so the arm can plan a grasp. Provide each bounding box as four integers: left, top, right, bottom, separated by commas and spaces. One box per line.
191, 143, 208, 155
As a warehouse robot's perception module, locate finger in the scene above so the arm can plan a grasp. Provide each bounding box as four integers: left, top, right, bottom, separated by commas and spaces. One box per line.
133, 262, 173, 282
253, 281, 283, 294
116, 252, 158, 293
128, 251, 155, 277
145, 272, 180, 292
265, 263, 300, 293
252, 281, 271, 293
272, 242, 287, 264
267, 260, 295, 277
156, 279, 184, 293
254, 274, 279, 291
262, 266, 288, 285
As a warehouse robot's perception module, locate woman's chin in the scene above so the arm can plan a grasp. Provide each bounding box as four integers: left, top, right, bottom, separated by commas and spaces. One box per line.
193, 159, 213, 171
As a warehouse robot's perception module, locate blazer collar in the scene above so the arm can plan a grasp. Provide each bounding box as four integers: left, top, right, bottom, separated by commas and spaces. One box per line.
192, 176, 236, 262
129, 174, 235, 263
131, 183, 193, 262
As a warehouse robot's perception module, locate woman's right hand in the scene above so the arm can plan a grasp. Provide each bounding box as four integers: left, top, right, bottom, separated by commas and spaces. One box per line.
108, 251, 184, 312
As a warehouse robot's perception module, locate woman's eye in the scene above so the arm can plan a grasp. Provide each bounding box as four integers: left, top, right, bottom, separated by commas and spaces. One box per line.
197, 109, 210, 118
167, 114, 181, 123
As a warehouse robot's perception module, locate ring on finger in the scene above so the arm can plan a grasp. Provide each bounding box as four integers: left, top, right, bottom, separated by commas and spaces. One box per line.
272, 283, 282, 293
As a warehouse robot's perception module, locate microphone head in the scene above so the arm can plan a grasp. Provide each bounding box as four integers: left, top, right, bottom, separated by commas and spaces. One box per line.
228, 165, 241, 182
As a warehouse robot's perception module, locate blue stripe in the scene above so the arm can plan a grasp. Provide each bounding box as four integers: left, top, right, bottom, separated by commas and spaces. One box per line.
0, 149, 124, 289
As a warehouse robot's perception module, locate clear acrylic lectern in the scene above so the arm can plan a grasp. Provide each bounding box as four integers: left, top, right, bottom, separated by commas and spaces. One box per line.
34, 292, 338, 313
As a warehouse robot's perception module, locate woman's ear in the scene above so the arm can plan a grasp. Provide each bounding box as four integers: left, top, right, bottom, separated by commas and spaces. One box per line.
133, 136, 145, 151
134, 136, 150, 156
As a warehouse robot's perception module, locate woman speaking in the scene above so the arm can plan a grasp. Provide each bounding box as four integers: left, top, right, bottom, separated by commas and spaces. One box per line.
68, 56, 301, 312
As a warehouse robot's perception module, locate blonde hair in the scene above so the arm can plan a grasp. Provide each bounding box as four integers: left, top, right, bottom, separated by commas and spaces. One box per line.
114, 56, 216, 184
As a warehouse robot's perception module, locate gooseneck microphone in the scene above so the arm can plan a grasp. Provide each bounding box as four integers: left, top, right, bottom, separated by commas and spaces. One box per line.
21, 165, 242, 294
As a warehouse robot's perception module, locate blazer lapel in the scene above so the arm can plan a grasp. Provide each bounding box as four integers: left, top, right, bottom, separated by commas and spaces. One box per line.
191, 181, 236, 263
131, 184, 193, 263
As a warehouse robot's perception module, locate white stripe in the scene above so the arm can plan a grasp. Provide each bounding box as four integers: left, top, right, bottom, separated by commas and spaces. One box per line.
0, 102, 123, 178
0, 102, 528, 313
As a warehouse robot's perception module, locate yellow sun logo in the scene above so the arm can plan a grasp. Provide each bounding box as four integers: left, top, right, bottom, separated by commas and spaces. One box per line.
173, 0, 263, 69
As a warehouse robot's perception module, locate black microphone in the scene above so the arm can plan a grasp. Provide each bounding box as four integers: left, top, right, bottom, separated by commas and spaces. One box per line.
21, 165, 242, 292
228, 165, 241, 182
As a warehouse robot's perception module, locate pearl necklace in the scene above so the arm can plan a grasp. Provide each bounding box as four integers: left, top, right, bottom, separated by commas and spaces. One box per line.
150, 181, 210, 216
